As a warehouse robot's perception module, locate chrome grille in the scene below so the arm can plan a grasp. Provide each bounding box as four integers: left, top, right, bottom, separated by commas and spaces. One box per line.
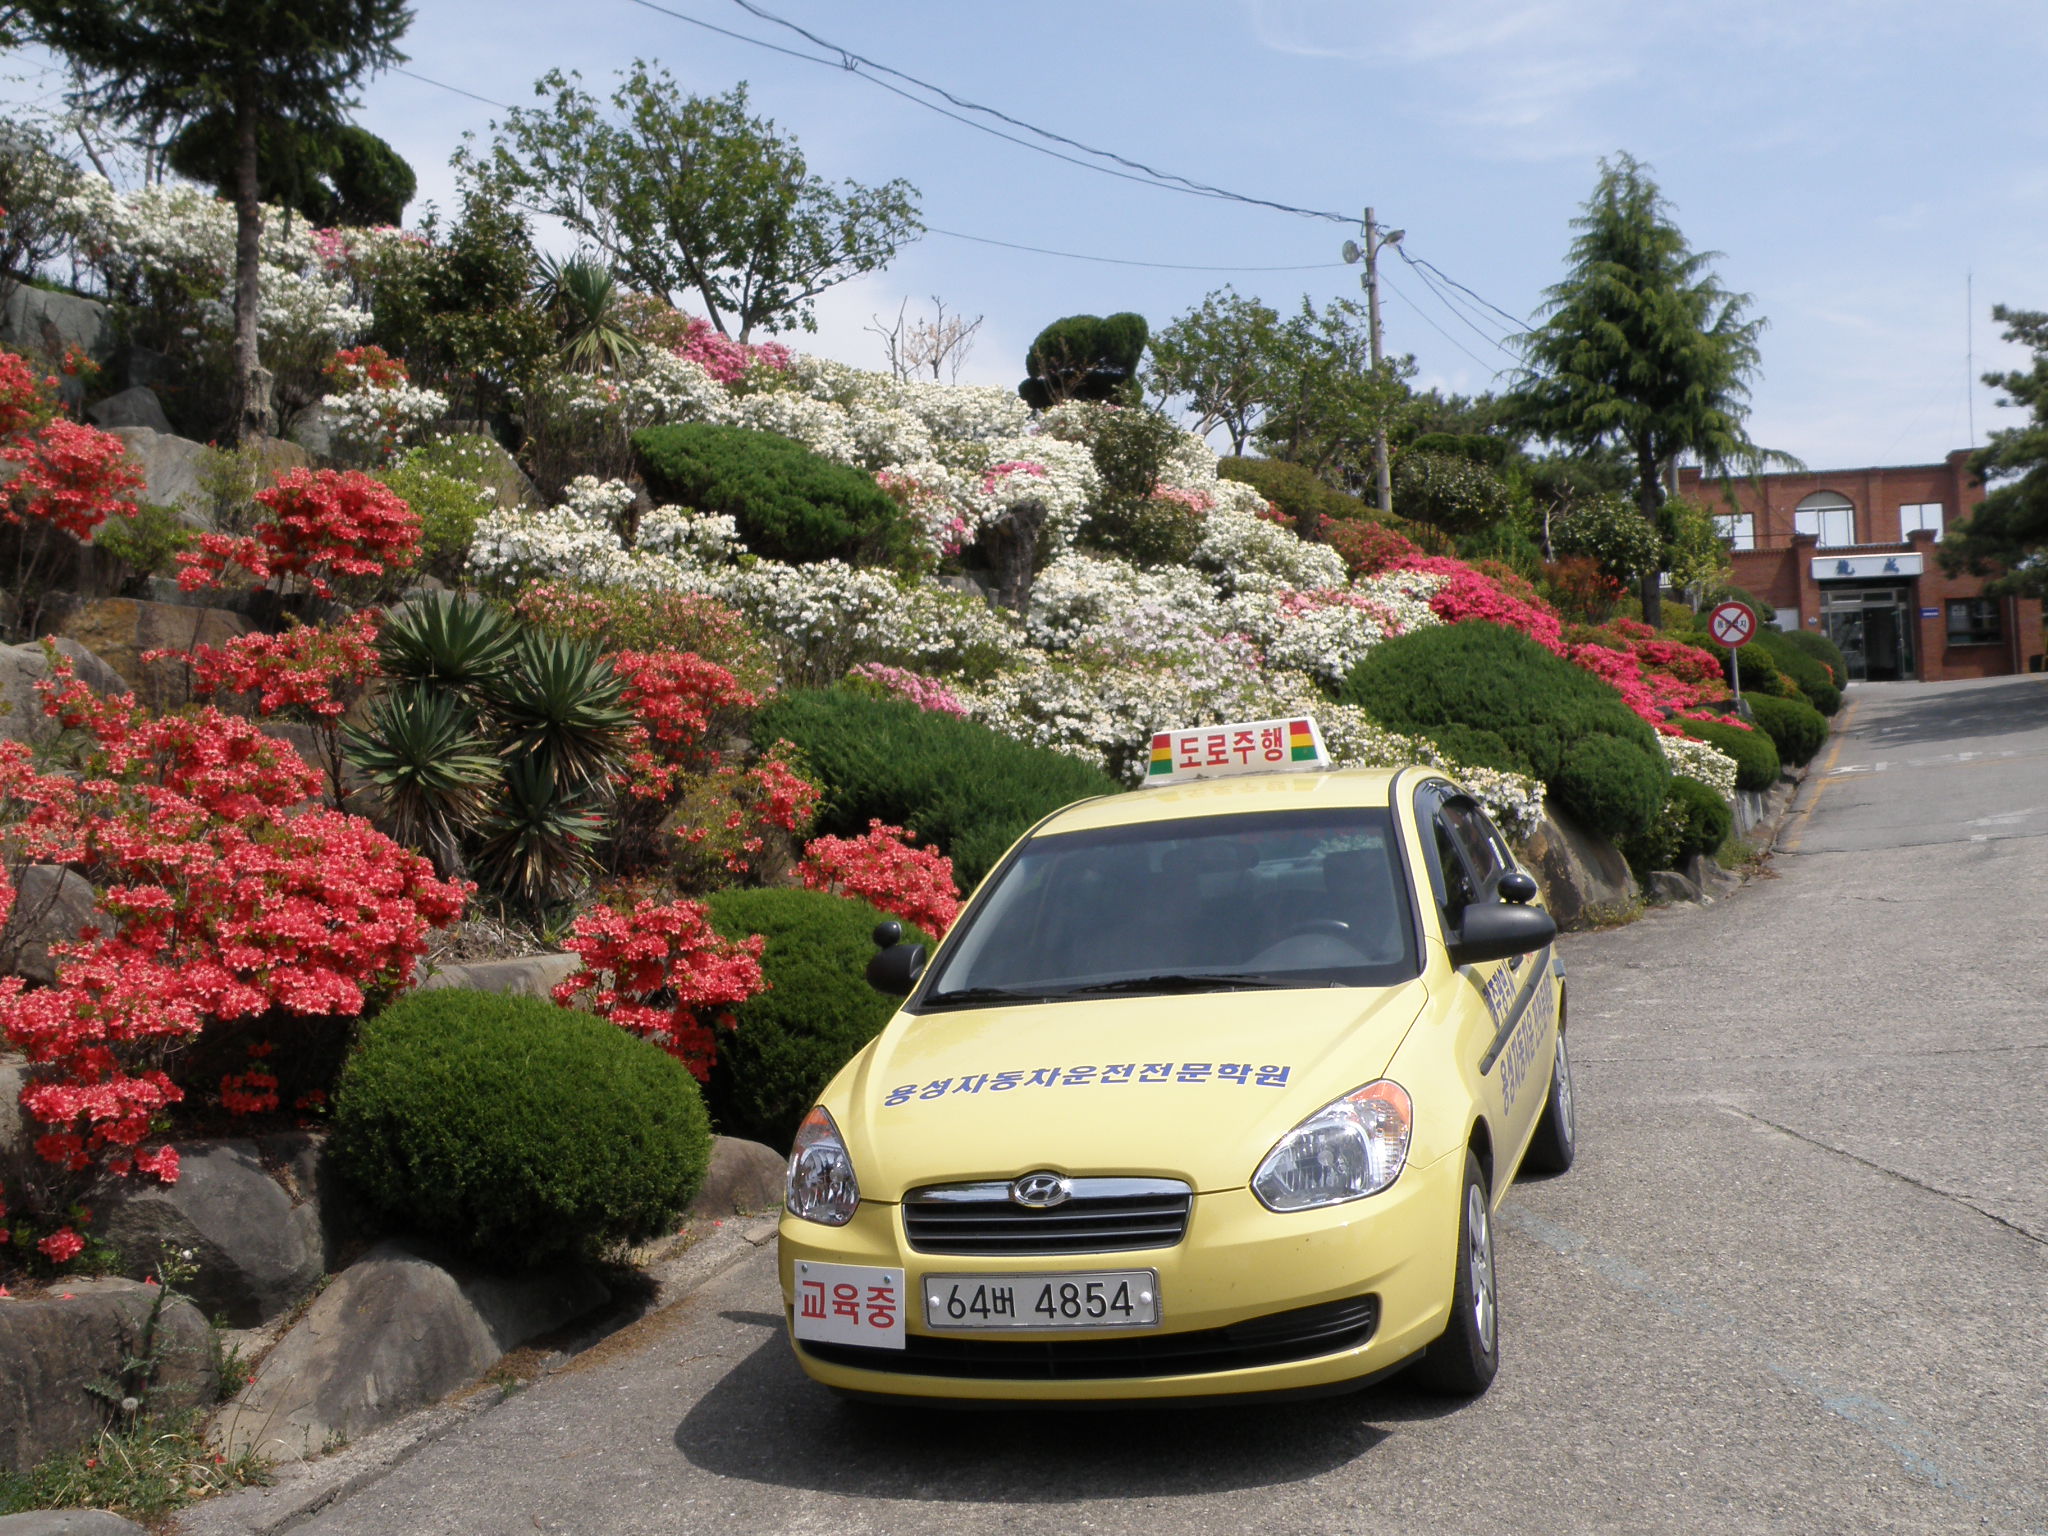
902, 1176, 1192, 1255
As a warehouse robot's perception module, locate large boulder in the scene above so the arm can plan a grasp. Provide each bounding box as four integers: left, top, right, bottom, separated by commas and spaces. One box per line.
0, 866, 106, 986
102, 429, 309, 530
0, 1278, 216, 1473
54, 598, 252, 712
0, 638, 127, 747
451, 432, 545, 512
687, 1136, 787, 1218
86, 386, 173, 436
1517, 807, 1640, 930
211, 1241, 608, 1462
416, 953, 581, 1000
96, 1140, 323, 1328
0, 286, 115, 370
0, 1053, 27, 1172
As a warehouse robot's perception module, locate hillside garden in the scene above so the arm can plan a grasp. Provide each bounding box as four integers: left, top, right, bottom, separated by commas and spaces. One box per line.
0, 159, 1847, 1306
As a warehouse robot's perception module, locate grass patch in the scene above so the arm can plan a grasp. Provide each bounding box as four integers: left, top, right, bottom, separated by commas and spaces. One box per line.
0, 1412, 270, 1521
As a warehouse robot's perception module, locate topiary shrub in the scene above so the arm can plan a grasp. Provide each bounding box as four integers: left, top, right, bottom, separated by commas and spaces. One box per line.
703, 888, 930, 1149
1778, 627, 1849, 692
1018, 312, 1148, 409
329, 989, 711, 1268
1751, 627, 1842, 715
632, 422, 919, 570
1684, 719, 1782, 793
1340, 621, 1669, 841
1744, 693, 1829, 767
1622, 774, 1733, 877
1551, 732, 1670, 843
753, 688, 1121, 888
1218, 456, 1373, 534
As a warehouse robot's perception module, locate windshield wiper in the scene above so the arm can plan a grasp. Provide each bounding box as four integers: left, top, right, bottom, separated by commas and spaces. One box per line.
920, 985, 1064, 1009
1062, 972, 1299, 996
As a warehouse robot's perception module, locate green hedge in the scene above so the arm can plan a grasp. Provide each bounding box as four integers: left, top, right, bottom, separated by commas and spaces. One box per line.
1744, 693, 1829, 767
1751, 627, 1842, 715
632, 422, 919, 569
330, 989, 710, 1267
705, 888, 929, 1149
1684, 719, 1782, 793
1340, 621, 1669, 841
1623, 775, 1733, 877
1778, 627, 1849, 692
753, 688, 1121, 888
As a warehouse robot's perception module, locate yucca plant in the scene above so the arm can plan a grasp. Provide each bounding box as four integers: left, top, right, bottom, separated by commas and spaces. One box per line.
468, 755, 608, 912
534, 253, 644, 375
375, 591, 521, 701
485, 630, 636, 798
342, 687, 502, 879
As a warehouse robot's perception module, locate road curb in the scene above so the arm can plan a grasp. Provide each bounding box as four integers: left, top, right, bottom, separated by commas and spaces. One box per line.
166, 1218, 778, 1536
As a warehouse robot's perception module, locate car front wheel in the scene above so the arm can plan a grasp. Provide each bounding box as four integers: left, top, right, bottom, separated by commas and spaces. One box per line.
1410, 1149, 1499, 1397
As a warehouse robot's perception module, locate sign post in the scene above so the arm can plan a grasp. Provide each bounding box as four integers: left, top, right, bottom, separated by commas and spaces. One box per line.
1708, 600, 1758, 705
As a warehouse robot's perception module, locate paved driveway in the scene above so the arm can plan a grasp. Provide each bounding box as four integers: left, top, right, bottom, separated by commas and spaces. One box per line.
188, 675, 2048, 1536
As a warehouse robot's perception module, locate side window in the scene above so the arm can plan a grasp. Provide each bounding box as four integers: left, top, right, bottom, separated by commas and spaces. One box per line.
1440, 798, 1513, 896
1432, 818, 1478, 915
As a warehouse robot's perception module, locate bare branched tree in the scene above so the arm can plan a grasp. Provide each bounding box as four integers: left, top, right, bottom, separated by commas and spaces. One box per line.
868, 295, 984, 383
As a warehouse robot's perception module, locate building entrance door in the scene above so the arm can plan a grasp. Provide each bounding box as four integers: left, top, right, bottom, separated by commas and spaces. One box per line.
1821, 584, 1916, 681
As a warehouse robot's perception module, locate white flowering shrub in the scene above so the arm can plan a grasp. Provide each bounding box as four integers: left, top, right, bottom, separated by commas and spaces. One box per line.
1658, 734, 1738, 802
321, 379, 449, 463
636, 506, 743, 566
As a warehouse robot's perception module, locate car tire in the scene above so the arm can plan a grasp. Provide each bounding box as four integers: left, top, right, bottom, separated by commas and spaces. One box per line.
1521, 1026, 1576, 1175
1410, 1149, 1500, 1397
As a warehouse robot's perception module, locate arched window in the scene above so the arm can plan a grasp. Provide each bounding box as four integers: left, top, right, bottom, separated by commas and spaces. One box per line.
1795, 491, 1855, 549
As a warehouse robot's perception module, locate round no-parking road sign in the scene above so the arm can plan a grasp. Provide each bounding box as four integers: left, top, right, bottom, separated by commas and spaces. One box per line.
1709, 600, 1757, 648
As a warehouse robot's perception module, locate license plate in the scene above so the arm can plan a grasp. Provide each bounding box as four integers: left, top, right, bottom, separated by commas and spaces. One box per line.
792, 1261, 906, 1349
923, 1270, 1161, 1330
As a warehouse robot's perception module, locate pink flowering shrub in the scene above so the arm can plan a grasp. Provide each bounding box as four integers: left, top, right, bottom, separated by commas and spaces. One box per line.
844, 662, 969, 717
674, 315, 791, 383
797, 820, 960, 937
551, 897, 767, 1081
0, 657, 468, 1266
178, 468, 421, 598
3, 416, 144, 541
1321, 517, 1427, 576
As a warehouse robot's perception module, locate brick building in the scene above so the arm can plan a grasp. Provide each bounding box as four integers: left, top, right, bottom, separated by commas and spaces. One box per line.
1677, 451, 2044, 683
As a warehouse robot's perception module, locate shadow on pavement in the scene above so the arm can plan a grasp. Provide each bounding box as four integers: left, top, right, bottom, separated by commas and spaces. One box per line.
1854, 675, 2048, 749
673, 1310, 1464, 1500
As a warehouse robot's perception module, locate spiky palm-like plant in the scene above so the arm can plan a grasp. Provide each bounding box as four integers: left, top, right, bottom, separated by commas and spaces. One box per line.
342, 687, 502, 879
485, 630, 636, 798
468, 755, 608, 912
534, 253, 643, 374
375, 591, 521, 700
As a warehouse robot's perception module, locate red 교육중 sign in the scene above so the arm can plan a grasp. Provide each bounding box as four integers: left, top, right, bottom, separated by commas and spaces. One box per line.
1708, 600, 1757, 648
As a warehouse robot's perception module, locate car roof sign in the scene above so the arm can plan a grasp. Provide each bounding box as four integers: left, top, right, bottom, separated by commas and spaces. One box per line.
1145, 716, 1333, 785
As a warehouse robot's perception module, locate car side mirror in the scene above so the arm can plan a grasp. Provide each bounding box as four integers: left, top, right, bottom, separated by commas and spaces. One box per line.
1447, 902, 1556, 967
1497, 870, 1539, 904
866, 921, 926, 996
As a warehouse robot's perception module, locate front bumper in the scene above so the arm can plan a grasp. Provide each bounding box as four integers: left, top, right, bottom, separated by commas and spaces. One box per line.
778, 1147, 1462, 1402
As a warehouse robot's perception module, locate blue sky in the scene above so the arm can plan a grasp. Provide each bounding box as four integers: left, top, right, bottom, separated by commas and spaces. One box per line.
14, 1, 2048, 469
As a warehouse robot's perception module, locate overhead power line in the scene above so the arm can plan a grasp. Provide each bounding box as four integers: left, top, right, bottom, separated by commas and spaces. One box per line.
394, 65, 512, 111
1399, 247, 1527, 334
927, 227, 1340, 273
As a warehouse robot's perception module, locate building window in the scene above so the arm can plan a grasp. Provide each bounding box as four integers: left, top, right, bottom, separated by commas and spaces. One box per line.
1714, 513, 1755, 551
1946, 598, 2003, 646
1795, 491, 1856, 547
1900, 502, 1944, 540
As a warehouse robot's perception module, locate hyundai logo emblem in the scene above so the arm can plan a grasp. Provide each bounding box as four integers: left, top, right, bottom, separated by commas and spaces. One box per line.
1010, 1172, 1072, 1208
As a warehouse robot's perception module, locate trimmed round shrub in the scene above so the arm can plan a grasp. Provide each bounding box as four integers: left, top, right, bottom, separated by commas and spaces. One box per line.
1752, 627, 1842, 716
704, 888, 931, 1149
632, 422, 919, 570
1779, 627, 1849, 691
1684, 719, 1782, 793
1622, 774, 1733, 877
1745, 693, 1829, 767
1218, 456, 1373, 533
754, 688, 1121, 888
1690, 631, 1795, 699
1341, 621, 1669, 841
330, 989, 711, 1267
1551, 732, 1669, 843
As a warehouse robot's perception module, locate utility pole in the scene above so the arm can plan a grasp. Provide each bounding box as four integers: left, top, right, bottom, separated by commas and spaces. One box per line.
1344, 209, 1403, 516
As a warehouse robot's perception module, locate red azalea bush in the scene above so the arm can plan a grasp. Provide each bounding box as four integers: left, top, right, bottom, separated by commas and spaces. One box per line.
1320, 516, 1426, 577
0, 350, 53, 439
551, 896, 767, 1080
1541, 556, 1626, 622
324, 344, 409, 392
0, 658, 467, 1265
797, 819, 960, 937
3, 416, 144, 540
613, 648, 759, 799
511, 582, 776, 697
178, 467, 421, 598
666, 743, 822, 887
167, 610, 382, 721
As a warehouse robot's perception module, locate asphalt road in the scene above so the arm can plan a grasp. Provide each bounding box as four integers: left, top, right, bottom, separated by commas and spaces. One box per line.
215, 675, 2048, 1536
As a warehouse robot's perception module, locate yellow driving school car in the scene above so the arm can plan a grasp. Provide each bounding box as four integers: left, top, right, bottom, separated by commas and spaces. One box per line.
778, 715, 1574, 1404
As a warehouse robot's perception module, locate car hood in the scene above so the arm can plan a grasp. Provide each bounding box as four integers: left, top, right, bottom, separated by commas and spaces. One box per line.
835, 981, 1430, 1197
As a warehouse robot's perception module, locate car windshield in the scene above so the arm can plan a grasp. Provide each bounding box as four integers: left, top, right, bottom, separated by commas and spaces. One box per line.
916, 808, 1419, 1006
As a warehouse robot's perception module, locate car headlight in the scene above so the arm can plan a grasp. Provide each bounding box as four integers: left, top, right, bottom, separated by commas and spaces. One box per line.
786, 1105, 861, 1226
1252, 1080, 1413, 1212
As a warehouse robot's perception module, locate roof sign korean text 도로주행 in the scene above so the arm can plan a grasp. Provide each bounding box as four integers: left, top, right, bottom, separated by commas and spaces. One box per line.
1146, 717, 1331, 785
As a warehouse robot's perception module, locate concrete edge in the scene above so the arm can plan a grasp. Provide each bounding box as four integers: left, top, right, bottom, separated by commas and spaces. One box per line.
166, 1218, 777, 1536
